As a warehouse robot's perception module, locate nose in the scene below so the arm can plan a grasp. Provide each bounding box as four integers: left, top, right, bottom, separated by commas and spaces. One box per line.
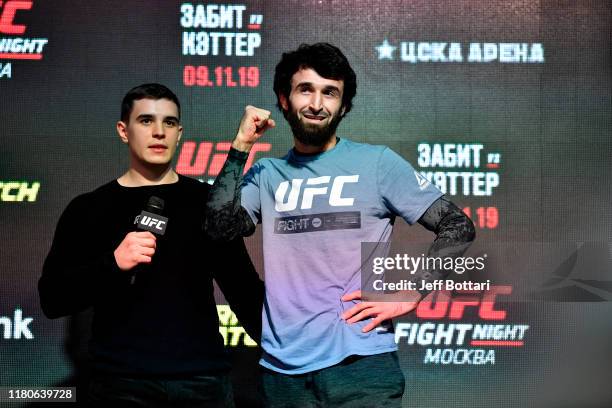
308, 92, 323, 113
152, 121, 165, 138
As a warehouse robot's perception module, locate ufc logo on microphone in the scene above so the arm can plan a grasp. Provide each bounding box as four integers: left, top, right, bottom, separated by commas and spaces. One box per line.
135, 211, 168, 235
274, 175, 359, 212
140, 216, 165, 230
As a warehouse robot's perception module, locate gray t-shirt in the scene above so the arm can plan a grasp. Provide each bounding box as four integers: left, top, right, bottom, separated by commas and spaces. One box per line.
242, 138, 442, 374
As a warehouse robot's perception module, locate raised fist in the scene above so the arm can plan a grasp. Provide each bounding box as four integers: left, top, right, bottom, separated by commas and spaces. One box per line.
232, 105, 275, 152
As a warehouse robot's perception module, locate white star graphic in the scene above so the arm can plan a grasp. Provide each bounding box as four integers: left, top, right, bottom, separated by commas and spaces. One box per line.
376, 39, 396, 60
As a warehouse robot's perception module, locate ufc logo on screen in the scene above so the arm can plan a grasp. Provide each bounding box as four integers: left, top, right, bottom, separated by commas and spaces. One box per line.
0, 1, 32, 34
176, 141, 271, 177
274, 175, 359, 212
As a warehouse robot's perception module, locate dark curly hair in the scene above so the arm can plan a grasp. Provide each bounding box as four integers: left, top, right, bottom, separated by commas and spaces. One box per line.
273, 43, 357, 117
120, 83, 180, 123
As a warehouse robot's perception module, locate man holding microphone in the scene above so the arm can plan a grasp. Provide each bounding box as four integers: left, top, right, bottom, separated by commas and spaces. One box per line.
40, 83, 263, 407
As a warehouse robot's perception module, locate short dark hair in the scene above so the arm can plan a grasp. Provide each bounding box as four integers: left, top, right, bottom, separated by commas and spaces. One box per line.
120, 83, 181, 122
273, 43, 357, 116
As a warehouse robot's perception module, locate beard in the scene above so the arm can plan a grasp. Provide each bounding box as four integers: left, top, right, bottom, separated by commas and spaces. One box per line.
285, 105, 343, 148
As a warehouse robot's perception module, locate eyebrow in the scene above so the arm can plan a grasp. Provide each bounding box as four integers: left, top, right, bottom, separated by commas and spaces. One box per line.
323, 85, 341, 93
296, 82, 341, 94
135, 114, 180, 123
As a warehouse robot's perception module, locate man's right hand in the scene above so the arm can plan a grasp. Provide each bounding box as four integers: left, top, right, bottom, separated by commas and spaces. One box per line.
113, 231, 157, 271
232, 105, 275, 152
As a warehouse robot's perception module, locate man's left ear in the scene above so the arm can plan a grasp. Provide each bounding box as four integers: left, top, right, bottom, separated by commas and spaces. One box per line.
177, 126, 183, 145
340, 106, 346, 117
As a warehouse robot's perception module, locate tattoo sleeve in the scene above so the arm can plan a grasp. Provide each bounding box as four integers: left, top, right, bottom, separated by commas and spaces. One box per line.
416, 195, 476, 296
204, 148, 256, 240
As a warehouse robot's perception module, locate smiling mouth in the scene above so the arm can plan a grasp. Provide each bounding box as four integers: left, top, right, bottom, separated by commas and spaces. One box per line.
302, 113, 327, 121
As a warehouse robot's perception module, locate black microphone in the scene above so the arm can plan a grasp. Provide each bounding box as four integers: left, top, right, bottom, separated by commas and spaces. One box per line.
131, 196, 168, 284
135, 196, 168, 235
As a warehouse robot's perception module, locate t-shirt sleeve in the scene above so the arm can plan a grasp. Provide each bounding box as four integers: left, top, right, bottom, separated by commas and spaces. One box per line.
240, 161, 263, 225
377, 147, 443, 224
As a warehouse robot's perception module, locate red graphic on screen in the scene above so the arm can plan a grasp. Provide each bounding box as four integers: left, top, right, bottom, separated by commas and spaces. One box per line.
0, 1, 31, 35
176, 141, 271, 177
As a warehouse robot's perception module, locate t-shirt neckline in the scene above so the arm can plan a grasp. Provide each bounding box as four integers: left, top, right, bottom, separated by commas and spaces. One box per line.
288, 137, 344, 163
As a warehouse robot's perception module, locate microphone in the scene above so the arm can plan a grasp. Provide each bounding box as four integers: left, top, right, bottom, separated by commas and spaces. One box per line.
135, 196, 168, 235
131, 196, 168, 284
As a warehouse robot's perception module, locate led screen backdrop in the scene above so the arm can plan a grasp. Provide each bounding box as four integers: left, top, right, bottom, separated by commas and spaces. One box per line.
1, 1, 611, 407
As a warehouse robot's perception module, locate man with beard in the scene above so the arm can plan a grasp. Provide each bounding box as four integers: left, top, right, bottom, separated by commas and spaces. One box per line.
205, 43, 475, 407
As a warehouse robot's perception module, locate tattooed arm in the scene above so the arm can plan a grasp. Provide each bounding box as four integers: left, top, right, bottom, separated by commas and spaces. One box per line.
342, 195, 475, 332
415, 195, 476, 296
204, 148, 257, 240
204, 105, 275, 240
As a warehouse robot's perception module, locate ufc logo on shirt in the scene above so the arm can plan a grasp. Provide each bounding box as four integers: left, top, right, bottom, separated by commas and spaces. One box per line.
274, 175, 359, 212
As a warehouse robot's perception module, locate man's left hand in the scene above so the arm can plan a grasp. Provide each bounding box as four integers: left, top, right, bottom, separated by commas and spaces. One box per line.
341, 290, 422, 333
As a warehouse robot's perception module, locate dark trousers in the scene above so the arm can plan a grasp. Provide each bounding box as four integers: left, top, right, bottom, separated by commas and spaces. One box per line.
261, 352, 405, 408
86, 374, 235, 408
